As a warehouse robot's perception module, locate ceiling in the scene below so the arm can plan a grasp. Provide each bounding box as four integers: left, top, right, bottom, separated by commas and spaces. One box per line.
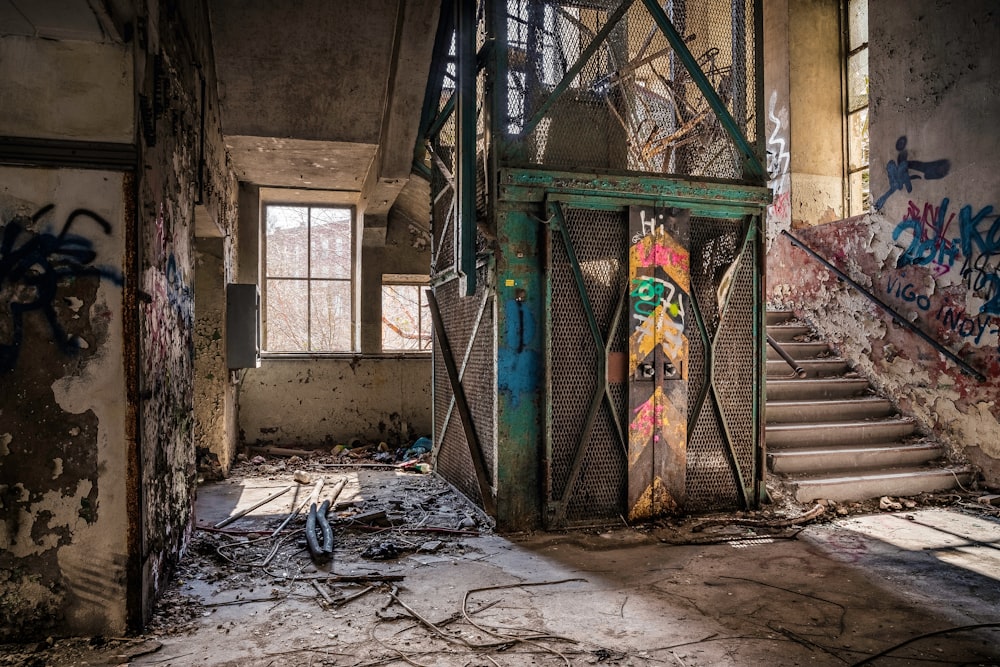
208, 0, 440, 244
1, 0, 439, 244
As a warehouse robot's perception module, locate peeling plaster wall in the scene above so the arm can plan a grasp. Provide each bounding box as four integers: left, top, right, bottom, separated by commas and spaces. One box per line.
767, 1, 1000, 485
135, 0, 238, 623
0, 168, 128, 640
193, 237, 236, 479
240, 205, 432, 447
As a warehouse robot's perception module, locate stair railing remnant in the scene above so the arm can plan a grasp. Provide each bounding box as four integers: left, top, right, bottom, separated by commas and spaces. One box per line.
766, 334, 807, 378
780, 230, 985, 382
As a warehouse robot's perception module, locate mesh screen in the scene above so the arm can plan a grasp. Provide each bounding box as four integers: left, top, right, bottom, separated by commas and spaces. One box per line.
549, 207, 629, 524
502, 0, 758, 180
685, 216, 755, 511
432, 274, 496, 508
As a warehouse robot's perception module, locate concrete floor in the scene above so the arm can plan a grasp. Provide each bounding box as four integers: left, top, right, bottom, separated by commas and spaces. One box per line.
8, 465, 999, 666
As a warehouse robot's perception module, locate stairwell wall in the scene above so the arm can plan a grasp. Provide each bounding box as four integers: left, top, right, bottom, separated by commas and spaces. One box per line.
766, 1, 1000, 485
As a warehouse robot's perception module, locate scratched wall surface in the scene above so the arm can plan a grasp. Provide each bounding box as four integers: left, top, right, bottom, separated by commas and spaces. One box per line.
134, 0, 239, 623
768, 1, 1000, 484
0, 168, 128, 640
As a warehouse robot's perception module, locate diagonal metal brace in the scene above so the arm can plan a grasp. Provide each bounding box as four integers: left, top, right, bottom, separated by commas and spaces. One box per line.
641, 0, 766, 181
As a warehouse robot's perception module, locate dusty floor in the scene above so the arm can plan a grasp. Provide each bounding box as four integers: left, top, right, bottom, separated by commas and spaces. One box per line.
4, 455, 1000, 667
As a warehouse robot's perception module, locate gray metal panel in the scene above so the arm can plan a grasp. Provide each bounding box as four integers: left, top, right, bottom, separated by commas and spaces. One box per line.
226, 283, 260, 369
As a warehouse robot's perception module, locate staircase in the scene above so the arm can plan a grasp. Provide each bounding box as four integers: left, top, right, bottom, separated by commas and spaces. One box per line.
766, 311, 972, 503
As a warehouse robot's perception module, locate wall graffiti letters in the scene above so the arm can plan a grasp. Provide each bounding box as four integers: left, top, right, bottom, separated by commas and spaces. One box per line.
0, 205, 123, 373
874, 136, 951, 210
765, 90, 791, 237
892, 196, 1000, 314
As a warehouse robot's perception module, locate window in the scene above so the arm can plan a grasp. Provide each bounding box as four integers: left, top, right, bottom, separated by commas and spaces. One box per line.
264, 205, 353, 352
845, 0, 869, 215
381, 274, 431, 352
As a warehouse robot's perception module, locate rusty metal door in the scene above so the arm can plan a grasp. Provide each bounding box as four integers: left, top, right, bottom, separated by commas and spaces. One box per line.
626, 206, 690, 521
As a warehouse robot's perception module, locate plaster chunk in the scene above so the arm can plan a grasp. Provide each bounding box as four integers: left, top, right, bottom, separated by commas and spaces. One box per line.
0, 433, 10, 456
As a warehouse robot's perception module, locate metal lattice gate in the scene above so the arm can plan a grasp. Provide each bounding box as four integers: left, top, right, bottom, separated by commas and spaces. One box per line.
544, 204, 761, 527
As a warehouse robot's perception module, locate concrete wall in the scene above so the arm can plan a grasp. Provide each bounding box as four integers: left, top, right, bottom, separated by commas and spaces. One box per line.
0, 168, 129, 640
767, 1, 1000, 485
0, 0, 242, 638
763, 0, 844, 249
134, 0, 239, 623
240, 203, 432, 447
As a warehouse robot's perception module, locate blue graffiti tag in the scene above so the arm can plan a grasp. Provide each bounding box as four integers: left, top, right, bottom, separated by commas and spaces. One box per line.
0, 205, 123, 373
874, 136, 951, 210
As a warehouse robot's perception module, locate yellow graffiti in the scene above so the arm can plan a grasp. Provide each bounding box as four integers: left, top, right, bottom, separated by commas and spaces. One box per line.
628, 476, 680, 521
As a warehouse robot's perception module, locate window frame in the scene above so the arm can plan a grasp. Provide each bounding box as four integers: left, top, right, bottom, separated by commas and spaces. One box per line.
380, 274, 432, 354
261, 203, 357, 355
844, 0, 869, 216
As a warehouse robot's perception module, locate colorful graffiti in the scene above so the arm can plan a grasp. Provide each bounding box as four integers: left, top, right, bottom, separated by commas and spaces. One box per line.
873, 136, 951, 211
0, 205, 123, 373
627, 206, 689, 521
892, 197, 1000, 314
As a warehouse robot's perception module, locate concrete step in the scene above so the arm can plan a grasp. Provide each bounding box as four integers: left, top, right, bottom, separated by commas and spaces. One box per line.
767, 324, 816, 342
767, 418, 917, 448
783, 466, 974, 503
767, 311, 796, 326
766, 398, 895, 423
766, 357, 849, 378
766, 341, 832, 360
767, 378, 871, 401
768, 441, 944, 475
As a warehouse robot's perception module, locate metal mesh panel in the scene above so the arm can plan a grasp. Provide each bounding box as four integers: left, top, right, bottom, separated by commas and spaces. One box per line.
502, 0, 758, 180
713, 237, 757, 490
432, 274, 496, 508
549, 207, 628, 523
431, 89, 457, 276
685, 216, 752, 511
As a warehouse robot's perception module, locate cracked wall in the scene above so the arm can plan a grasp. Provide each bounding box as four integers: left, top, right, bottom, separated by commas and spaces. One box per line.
767, 1, 1000, 484
0, 168, 129, 640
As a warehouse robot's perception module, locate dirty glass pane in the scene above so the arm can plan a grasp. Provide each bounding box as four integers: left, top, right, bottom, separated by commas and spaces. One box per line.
310, 280, 352, 351
848, 0, 868, 51
848, 168, 870, 217
382, 285, 428, 351
266, 206, 308, 278
848, 108, 869, 171
310, 207, 352, 279
847, 49, 868, 112
266, 278, 308, 351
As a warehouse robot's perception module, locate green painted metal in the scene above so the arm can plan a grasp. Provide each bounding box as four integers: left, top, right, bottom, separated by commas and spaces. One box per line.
499, 168, 770, 209
414, 2, 454, 169
519, 0, 637, 140
495, 208, 544, 530
456, 0, 477, 296
640, 0, 766, 182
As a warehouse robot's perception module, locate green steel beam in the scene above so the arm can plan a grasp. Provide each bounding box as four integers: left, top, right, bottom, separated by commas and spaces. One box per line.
520, 0, 637, 139
499, 168, 770, 209
456, 0, 477, 295
415, 1, 454, 167
640, 0, 766, 182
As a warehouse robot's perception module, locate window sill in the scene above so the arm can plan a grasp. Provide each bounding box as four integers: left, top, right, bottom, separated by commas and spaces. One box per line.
260, 352, 432, 361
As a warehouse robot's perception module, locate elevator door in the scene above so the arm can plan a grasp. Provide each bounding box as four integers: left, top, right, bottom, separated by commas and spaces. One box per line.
626, 206, 690, 521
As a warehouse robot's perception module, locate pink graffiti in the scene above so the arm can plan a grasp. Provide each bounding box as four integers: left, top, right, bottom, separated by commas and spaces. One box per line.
637, 242, 689, 271
631, 395, 663, 444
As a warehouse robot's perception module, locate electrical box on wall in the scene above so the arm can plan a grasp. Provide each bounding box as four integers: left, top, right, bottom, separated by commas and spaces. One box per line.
226, 283, 260, 369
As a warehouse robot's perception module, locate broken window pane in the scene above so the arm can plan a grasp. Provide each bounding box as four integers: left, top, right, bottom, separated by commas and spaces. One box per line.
847, 49, 868, 112
382, 284, 431, 351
